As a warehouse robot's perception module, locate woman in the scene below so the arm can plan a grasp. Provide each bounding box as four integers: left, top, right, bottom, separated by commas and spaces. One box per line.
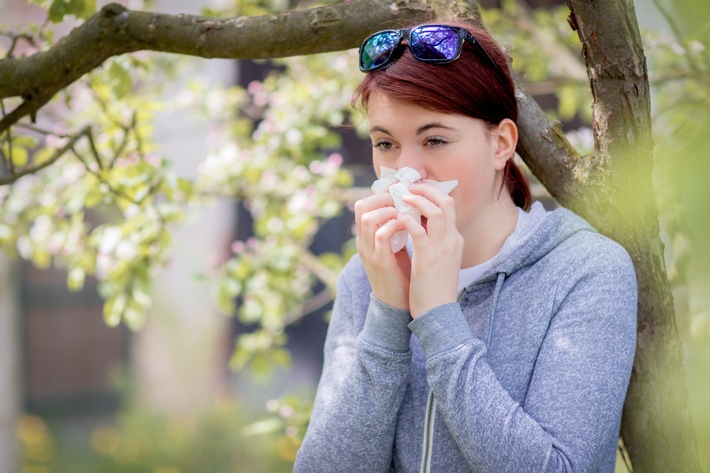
294, 19, 637, 473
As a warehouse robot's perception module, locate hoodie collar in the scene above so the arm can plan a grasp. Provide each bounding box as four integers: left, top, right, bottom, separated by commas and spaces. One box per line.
472, 201, 596, 285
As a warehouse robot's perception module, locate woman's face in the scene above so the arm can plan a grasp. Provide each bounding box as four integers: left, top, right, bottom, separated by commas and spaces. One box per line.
367, 90, 513, 237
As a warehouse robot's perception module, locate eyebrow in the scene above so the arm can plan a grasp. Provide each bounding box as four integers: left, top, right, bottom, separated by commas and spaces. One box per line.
416, 122, 455, 135
369, 125, 391, 135
369, 122, 456, 136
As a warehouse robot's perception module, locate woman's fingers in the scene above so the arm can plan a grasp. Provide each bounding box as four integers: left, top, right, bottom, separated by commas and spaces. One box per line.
374, 219, 406, 250
354, 193, 394, 225
400, 186, 455, 242
354, 192, 411, 310
397, 184, 463, 318
355, 193, 396, 242
357, 206, 399, 251
408, 183, 456, 220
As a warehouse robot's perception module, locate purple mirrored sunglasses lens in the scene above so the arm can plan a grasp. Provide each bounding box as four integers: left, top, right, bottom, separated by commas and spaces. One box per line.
409, 26, 461, 61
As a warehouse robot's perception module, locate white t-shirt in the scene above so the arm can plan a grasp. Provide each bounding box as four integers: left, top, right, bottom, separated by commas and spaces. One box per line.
406, 207, 528, 293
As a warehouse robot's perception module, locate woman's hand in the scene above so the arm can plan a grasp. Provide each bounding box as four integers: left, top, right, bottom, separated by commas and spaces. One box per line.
397, 182, 463, 318
354, 192, 412, 310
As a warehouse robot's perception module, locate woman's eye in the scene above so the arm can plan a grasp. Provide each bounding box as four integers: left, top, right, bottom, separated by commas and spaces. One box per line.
426, 137, 448, 147
373, 140, 395, 151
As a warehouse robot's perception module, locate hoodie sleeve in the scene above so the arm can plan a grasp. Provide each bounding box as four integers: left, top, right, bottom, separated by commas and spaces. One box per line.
409, 239, 637, 472
294, 262, 413, 473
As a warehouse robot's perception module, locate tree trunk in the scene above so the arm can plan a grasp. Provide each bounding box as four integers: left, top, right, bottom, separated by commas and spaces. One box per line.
530, 0, 701, 471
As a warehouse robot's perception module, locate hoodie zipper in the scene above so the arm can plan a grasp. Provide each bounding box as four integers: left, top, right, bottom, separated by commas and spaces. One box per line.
420, 391, 436, 473
419, 289, 467, 473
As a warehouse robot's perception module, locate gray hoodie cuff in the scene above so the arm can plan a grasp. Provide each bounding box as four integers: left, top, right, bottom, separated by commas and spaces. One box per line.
360, 294, 412, 354
409, 303, 474, 358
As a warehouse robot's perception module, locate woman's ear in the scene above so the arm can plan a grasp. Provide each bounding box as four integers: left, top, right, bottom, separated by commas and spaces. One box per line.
492, 118, 518, 171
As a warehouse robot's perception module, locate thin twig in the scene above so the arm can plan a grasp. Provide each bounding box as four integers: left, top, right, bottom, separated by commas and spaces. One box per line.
0, 91, 53, 136
0, 32, 33, 58
132, 112, 146, 160
650, 0, 685, 46
648, 0, 704, 74
284, 287, 334, 325
72, 134, 165, 208
71, 146, 144, 207
89, 83, 129, 131
299, 250, 339, 294
109, 112, 136, 168
0, 126, 90, 186
85, 130, 104, 170
14, 121, 67, 136
515, 1, 587, 82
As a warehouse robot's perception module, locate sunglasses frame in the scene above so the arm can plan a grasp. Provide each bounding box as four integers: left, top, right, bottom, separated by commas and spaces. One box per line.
358, 25, 503, 77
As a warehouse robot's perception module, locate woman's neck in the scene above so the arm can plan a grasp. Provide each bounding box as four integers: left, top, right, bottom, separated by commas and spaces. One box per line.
460, 196, 519, 269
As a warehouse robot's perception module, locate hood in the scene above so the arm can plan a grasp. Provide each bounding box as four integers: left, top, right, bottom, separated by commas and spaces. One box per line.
478, 201, 596, 283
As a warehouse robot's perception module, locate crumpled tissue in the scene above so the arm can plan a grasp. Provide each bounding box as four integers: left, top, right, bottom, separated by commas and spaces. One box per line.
371, 166, 458, 252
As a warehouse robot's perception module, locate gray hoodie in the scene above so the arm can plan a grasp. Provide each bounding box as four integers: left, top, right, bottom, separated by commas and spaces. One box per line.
295, 202, 637, 472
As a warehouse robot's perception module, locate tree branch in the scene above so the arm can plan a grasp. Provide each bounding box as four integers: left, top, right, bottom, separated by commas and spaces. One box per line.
513, 74, 582, 205
0, 1, 435, 104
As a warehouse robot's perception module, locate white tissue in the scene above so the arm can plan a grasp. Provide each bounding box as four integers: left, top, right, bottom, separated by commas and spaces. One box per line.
370, 166, 458, 252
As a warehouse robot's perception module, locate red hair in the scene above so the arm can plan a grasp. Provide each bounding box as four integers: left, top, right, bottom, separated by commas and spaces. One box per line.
353, 19, 531, 210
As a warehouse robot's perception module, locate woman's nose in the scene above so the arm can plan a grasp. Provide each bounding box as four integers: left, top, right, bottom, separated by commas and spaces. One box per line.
397, 152, 427, 179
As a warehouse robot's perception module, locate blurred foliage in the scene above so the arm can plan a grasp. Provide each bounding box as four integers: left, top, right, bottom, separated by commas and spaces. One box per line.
483, 0, 592, 124
18, 398, 295, 472
645, 1, 710, 469
1, 0, 359, 351
195, 49, 359, 375
28, 0, 98, 23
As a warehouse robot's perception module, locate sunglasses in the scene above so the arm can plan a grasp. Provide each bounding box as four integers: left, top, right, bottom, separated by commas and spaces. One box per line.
359, 24, 502, 75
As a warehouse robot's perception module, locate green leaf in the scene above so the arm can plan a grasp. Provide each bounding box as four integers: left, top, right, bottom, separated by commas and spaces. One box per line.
47, 0, 95, 21
10, 147, 29, 167
104, 293, 128, 327
229, 344, 251, 371
108, 61, 132, 99
33, 147, 56, 166
32, 248, 51, 269
47, 0, 68, 23
271, 348, 292, 368
241, 418, 283, 436
67, 267, 86, 291
77, 0, 96, 18
123, 305, 145, 331
13, 136, 38, 148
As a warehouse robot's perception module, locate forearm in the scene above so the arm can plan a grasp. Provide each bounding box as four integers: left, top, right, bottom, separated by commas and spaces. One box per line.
295, 296, 413, 473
